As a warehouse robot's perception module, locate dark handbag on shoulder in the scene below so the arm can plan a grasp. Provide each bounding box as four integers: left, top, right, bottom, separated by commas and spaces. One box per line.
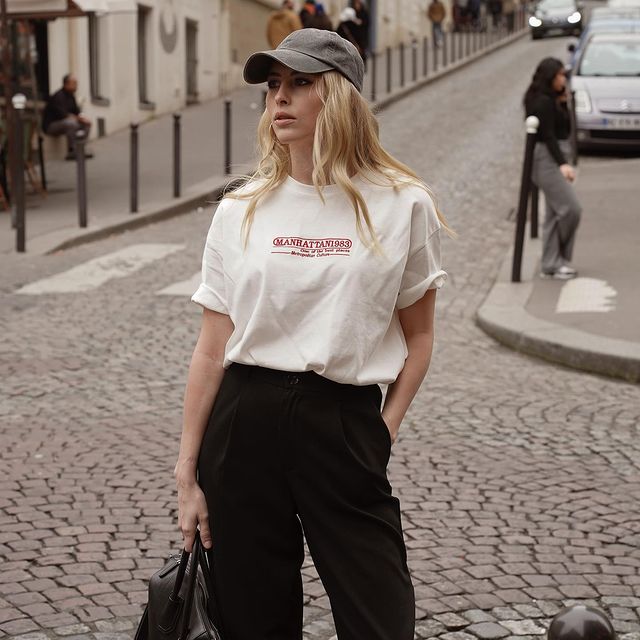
134, 530, 223, 640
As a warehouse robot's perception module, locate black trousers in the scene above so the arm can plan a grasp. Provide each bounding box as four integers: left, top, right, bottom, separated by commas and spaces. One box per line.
197, 363, 415, 640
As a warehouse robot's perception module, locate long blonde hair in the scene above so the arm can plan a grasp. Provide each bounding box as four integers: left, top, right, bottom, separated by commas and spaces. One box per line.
227, 70, 452, 248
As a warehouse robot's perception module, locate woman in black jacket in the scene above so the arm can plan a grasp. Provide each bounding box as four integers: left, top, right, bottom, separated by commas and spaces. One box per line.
524, 57, 582, 279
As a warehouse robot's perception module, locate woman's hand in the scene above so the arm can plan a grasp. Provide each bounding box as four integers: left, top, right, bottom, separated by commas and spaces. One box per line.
176, 474, 212, 552
559, 163, 576, 182
381, 412, 400, 445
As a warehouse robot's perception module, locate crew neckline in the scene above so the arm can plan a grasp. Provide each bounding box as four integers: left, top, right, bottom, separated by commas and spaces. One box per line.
284, 174, 361, 196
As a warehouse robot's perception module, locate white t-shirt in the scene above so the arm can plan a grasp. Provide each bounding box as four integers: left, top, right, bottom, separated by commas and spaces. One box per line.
192, 174, 446, 386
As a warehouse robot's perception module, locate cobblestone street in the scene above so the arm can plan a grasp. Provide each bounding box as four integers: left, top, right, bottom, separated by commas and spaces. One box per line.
1, 33, 639, 640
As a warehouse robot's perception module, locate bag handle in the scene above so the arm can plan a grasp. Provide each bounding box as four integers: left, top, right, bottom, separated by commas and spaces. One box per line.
177, 531, 202, 640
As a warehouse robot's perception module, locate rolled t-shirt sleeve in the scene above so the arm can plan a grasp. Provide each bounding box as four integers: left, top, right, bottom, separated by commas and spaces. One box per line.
191, 204, 228, 314
397, 191, 447, 310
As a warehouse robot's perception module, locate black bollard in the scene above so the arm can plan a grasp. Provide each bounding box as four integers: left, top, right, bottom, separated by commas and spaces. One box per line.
423, 37, 429, 77
466, 28, 471, 56
443, 32, 448, 66
570, 89, 579, 166
173, 113, 181, 198
512, 115, 539, 282
530, 185, 539, 239
386, 46, 392, 93
371, 51, 377, 102
459, 28, 464, 59
547, 605, 616, 640
12, 95, 26, 252
224, 98, 232, 176
451, 30, 457, 63
399, 42, 405, 88
130, 123, 139, 213
433, 37, 438, 73
37, 134, 47, 192
411, 40, 417, 83
75, 130, 88, 229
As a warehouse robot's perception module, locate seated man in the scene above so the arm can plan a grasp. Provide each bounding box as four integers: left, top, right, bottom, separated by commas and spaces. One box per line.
42, 74, 93, 160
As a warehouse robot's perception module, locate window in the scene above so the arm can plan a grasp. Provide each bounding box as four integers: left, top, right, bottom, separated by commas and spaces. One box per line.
88, 14, 109, 103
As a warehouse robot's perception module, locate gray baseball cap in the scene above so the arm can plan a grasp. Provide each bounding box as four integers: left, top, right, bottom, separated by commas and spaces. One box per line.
243, 28, 365, 92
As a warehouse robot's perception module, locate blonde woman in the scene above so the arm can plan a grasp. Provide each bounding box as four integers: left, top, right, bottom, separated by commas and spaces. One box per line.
174, 29, 448, 640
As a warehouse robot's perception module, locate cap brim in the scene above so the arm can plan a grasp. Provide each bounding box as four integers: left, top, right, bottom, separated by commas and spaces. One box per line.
243, 49, 334, 85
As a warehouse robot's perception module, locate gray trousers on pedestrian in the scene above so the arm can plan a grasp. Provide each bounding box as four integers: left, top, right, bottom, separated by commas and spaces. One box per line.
531, 140, 582, 274
46, 116, 91, 151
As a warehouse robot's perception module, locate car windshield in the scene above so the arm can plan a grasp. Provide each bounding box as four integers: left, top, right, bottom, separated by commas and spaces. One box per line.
578, 40, 640, 75
538, 0, 574, 10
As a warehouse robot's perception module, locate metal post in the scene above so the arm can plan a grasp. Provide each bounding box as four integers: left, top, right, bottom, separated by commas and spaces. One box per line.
443, 32, 448, 67
75, 130, 88, 228
570, 89, 579, 166
130, 123, 139, 213
371, 51, 377, 102
466, 28, 470, 57
12, 94, 26, 252
173, 113, 181, 198
224, 98, 232, 176
385, 47, 391, 93
459, 28, 464, 58
411, 40, 417, 83
512, 115, 539, 282
399, 42, 405, 88
423, 37, 429, 78
433, 36, 438, 73
530, 185, 539, 239
37, 135, 47, 192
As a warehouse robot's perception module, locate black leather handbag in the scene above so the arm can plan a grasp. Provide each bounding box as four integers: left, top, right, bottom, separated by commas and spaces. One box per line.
134, 531, 223, 640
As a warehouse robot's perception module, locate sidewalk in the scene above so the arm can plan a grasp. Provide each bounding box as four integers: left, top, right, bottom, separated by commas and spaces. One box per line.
477, 157, 640, 383
0, 26, 526, 256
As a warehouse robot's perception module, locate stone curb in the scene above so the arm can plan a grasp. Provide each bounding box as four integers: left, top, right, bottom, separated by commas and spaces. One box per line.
476, 233, 640, 384
30, 29, 527, 256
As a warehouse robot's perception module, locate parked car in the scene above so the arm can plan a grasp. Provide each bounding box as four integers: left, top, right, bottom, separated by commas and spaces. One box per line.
567, 7, 640, 66
529, 0, 584, 38
570, 32, 640, 148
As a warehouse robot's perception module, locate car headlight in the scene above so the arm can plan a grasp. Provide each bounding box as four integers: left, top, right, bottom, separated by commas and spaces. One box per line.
567, 11, 581, 23
574, 88, 592, 113
529, 16, 543, 26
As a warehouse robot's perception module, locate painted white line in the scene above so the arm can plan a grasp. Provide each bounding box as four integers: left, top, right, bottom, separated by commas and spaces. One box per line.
156, 272, 201, 296
556, 277, 617, 314
16, 243, 184, 294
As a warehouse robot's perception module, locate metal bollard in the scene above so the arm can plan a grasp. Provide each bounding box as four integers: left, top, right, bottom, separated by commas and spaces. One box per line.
224, 98, 232, 176
173, 113, 181, 198
443, 32, 448, 67
130, 123, 139, 213
433, 36, 438, 73
386, 46, 392, 94
12, 94, 26, 252
451, 30, 457, 64
547, 605, 616, 640
411, 40, 417, 83
466, 28, 471, 57
75, 130, 88, 229
512, 115, 539, 282
371, 51, 377, 102
399, 42, 405, 88
37, 134, 47, 192
570, 89, 579, 166
423, 37, 429, 77
530, 185, 539, 239
459, 28, 464, 59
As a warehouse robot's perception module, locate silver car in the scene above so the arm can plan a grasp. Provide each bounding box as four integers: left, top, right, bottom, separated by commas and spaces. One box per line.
571, 32, 640, 148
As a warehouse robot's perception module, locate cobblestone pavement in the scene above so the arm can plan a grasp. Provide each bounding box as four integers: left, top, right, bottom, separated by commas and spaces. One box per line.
2, 32, 640, 640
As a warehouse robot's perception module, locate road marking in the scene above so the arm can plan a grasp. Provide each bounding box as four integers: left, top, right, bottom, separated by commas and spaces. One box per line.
555, 277, 617, 313
156, 272, 201, 296
16, 244, 184, 294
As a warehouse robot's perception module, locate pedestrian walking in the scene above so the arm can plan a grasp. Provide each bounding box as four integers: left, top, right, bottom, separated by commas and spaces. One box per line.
42, 73, 93, 160
427, 0, 447, 46
337, 7, 366, 62
488, 0, 503, 28
175, 27, 449, 640
266, 0, 303, 49
503, 0, 516, 32
524, 57, 581, 279
299, 0, 316, 27
351, 0, 371, 62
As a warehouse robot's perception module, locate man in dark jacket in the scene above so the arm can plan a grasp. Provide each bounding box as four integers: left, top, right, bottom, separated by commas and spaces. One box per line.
42, 74, 92, 160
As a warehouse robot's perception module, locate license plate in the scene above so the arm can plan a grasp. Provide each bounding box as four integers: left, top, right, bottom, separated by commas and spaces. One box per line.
603, 117, 640, 129
547, 27, 566, 35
